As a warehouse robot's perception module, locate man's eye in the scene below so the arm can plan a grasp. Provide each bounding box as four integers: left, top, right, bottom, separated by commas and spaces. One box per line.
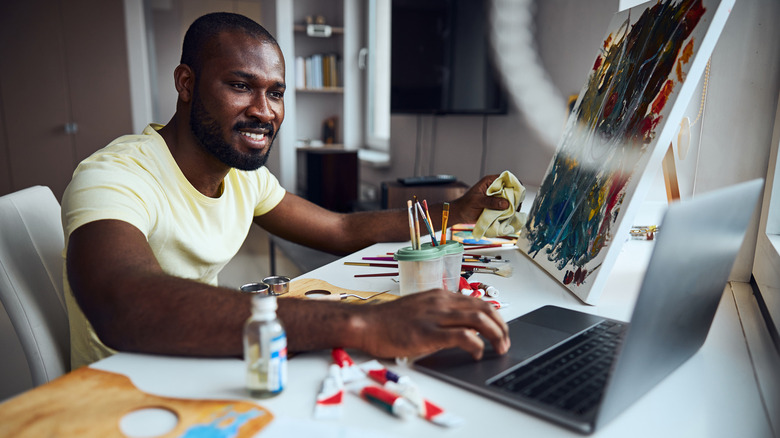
269, 91, 284, 99
231, 83, 249, 91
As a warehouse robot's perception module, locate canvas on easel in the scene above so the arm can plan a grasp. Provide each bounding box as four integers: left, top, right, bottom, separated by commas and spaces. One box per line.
516, 0, 734, 304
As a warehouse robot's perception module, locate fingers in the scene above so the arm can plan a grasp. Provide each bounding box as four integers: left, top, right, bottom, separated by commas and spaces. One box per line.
436, 298, 511, 358
367, 290, 510, 360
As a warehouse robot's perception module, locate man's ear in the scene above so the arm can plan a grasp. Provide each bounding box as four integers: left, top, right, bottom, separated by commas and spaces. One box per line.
173, 64, 195, 103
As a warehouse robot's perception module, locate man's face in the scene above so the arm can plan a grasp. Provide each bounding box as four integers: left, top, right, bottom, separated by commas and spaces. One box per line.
189, 31, 285, 171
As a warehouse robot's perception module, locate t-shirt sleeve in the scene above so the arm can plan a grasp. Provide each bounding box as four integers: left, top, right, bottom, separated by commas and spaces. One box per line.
252, 167, 286, 217
62, 158, 157, 239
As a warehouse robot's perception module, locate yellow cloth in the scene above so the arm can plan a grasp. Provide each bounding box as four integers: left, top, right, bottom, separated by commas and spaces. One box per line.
472, 171, 527, 240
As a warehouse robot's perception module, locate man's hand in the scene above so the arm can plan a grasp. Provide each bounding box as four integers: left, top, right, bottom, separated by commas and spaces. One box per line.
355, 289, 511, 360
449, 174, 511, 225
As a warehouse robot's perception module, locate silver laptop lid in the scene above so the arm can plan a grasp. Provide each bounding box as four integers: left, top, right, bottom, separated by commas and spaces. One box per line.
596, 179, 764, 428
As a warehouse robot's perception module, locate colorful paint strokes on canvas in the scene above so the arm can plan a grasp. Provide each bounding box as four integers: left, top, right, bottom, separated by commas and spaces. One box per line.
517, 0, 726, 302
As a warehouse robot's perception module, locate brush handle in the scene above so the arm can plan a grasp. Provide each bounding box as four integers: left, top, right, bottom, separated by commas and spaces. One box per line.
461, 264, 496, 271
354, 272, 399, 278
345, 262, 398, 268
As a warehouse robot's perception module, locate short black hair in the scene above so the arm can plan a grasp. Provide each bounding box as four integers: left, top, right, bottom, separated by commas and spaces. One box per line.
181, 12, 278, 76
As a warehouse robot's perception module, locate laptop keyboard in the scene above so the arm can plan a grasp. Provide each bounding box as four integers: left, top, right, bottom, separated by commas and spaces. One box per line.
489, 319, 626, 417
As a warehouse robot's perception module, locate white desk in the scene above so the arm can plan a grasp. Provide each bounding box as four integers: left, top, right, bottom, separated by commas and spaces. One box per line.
92, 235, 774, 437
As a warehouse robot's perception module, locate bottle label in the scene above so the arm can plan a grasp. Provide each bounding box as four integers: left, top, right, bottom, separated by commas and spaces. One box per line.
246, 332, 287, 394
268, 333, 288, 393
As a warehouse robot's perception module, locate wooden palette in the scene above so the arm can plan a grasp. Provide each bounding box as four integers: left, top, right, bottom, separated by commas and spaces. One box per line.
285, 278, 398, 304
0, 368, 272, 437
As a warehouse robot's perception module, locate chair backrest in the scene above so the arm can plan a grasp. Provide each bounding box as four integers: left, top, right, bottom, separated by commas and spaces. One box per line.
0, 186, 69, 386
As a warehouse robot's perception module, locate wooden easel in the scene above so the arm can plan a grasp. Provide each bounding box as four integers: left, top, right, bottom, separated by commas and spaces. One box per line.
662, 143, 681, 203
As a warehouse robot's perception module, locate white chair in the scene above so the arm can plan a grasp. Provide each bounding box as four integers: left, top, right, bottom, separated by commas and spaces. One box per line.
0, 186, 69, 386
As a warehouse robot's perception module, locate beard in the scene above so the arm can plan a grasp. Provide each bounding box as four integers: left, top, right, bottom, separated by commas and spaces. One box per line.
189, 90, 275, 171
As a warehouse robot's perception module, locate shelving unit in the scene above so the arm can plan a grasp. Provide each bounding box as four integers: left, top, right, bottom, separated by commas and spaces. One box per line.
274, 0, 362, 197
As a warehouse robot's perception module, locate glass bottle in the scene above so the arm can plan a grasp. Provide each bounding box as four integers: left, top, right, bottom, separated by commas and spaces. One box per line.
244, 294, 287, 398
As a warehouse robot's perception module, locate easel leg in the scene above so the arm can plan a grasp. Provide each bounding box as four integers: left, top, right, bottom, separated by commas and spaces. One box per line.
662, 143, 681, 203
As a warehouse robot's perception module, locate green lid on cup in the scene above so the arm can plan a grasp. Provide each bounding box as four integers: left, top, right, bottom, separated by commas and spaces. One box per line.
394, 245, 442, 261
438, 241, 463, 255
419, 241, 463, 255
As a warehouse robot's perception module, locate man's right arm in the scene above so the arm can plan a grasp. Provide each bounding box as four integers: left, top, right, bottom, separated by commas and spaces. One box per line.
68, 219, 510, 360
67, 219, 252, 356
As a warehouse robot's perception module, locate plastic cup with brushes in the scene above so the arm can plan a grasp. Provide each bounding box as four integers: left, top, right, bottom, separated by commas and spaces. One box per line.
393, 245, 444, 296
421, 241, 463, 292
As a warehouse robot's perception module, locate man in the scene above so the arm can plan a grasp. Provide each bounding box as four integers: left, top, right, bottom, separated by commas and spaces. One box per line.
63, 12, 511, 369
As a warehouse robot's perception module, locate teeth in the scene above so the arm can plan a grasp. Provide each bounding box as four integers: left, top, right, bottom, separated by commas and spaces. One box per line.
241, 131, 265, 141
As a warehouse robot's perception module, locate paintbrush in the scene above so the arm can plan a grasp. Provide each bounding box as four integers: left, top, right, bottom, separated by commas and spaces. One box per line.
416, 201, 438, 246
464, 253, 503, 259
354, 272, 399, 278
440, 202, 450, 245
422, 199, 434, 234
406, 200, 417, 249
461, 264, 513, 277
462, 243, 516, 250
345, 262, 398, 268
413, 196, 421, 249
464, 257, 510, 263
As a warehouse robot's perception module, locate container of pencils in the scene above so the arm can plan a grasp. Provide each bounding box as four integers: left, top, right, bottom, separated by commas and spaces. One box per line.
394, 245, 444, 295
433, 242, 464, 292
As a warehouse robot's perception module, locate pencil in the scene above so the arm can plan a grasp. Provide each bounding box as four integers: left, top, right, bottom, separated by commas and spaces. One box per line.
440, 202, 450, 245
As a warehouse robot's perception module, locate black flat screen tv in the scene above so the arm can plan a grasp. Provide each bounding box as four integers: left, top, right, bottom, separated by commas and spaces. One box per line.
391, 0, 507, 115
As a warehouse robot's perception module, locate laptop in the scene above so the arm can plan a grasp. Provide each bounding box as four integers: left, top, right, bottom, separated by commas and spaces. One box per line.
413, 179, 764, 434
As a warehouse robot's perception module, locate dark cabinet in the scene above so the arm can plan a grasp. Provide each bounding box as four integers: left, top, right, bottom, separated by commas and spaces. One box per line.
296, 148, 358, 212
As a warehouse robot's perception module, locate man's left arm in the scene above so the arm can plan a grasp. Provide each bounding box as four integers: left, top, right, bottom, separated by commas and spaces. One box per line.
254, 174, 510, 255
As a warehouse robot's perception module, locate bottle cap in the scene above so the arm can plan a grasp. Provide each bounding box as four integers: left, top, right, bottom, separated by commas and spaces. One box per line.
251, 294, 278, 313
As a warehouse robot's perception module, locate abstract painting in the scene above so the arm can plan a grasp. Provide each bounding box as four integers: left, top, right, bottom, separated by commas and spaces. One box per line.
516, 0, 734, 304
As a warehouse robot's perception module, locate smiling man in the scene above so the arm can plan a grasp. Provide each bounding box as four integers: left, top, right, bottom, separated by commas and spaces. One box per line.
62, 12, 510, 369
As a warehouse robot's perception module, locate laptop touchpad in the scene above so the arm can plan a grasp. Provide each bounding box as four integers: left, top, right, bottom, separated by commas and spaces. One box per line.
414, 319, 574, 383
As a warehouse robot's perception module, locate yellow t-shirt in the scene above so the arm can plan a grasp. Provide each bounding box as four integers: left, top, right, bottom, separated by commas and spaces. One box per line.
61, 124, 286, 368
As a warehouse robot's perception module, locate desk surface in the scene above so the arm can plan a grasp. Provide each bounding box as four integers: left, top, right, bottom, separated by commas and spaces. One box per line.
90, 235, 773, 437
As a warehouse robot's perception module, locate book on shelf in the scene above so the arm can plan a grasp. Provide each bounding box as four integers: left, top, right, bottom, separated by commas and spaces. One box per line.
296, 53, 341, 90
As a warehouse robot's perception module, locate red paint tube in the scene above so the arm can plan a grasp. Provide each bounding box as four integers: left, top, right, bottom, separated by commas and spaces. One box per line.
358, 385, 416, 419
331, 348, 364, 382
384, 381, 464, 428
313, 364, 344, 420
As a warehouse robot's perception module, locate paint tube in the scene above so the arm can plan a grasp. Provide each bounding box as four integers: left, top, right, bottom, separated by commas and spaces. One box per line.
469, 288, 486, 298
360, 360, 464, 427
470, 282, 500, 298
359, 360, 412, 386
357, 385, 417, 419
384, 381, 464, 428
484, 299, 509, 310
331, 348, 364, 382
313, 364, 344, 420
